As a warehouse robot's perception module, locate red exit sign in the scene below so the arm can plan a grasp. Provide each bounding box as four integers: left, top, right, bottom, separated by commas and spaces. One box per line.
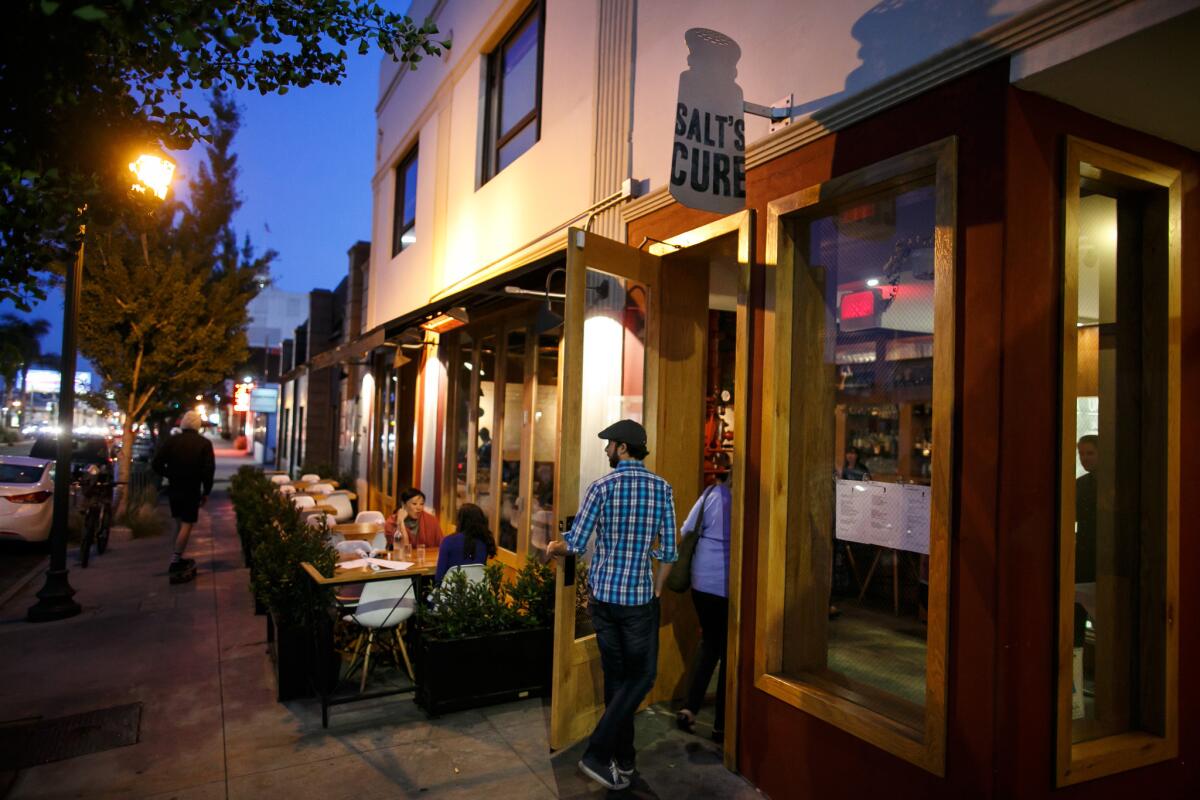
840, 290, 878, 331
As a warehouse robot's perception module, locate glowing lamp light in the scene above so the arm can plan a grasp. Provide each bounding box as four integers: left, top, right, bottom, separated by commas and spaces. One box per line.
420, 306, 469, 334
129, 153, 176, 200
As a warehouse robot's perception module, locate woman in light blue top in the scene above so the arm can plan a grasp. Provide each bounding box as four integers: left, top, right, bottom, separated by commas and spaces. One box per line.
675, 470, 732, 741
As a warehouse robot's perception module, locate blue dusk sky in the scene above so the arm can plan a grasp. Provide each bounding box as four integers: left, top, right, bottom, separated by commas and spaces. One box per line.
2, 14, 401, 367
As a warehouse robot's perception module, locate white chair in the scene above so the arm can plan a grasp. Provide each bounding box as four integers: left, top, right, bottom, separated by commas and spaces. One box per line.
306, 513, 337, 530
300, 473, 321, 483
278, 484, 297, 496
343, 578, 416, 690
447, 563, 486, 585
311, 482, 337, 495
325, 493, 354, 523
335, 540, 370, 557
291, 494, 316, 510
356, 510, 385, 525
270, 474, 291, 485
370, 532, 388, 552
326, 531, 345, 546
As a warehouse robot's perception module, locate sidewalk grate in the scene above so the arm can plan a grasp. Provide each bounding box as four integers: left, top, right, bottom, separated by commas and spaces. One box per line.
0, 703, 141, 770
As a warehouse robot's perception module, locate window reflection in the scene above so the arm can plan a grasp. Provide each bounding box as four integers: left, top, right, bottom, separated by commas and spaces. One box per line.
453, 333, 475, 515
781, 181, 938, 725
498, 329, 526, 553
575, 269, 648, 640
475, 337, 497, 524
530, 332, 559, 563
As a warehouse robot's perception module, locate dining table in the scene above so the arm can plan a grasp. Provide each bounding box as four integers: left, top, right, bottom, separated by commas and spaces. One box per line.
301, 547, 438, 727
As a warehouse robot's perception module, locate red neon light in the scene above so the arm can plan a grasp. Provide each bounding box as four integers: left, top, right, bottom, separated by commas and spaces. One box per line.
840, 290, 875, 320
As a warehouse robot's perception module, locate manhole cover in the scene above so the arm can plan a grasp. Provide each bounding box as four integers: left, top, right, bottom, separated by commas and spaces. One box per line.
0, 703, 141, 770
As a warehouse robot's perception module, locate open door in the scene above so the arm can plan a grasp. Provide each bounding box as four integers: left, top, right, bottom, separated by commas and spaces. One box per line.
549, 227, 710, 750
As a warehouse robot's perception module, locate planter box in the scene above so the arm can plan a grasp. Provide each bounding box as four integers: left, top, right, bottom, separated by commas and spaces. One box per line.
269, 614, 311, 701
268, 612, 339, 702
415, 627, 552, 716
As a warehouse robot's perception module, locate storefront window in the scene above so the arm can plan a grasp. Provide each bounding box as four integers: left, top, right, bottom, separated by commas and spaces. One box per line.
575, 269, 648, 639
452, 333, 475, 515
760, 139, 955, 774
1056, 139, 1179, 785
530, 332, 559, 562
475, 336, 497, 523
498, 329, 527, 553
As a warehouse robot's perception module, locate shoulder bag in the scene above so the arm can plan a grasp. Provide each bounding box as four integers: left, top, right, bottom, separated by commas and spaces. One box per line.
667, 485, 714, 593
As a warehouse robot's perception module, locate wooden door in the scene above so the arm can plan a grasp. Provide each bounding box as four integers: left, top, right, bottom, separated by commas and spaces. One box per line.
549, 228, 709, 749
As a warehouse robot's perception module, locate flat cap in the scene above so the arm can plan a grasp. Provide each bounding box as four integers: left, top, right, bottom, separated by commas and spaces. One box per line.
597, 419, 647, 446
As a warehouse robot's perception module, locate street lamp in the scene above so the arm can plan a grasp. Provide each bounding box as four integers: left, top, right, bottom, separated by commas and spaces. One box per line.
27, 150, 176, 623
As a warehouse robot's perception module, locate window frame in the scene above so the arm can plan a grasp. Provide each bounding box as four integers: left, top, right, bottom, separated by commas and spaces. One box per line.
1055, 137, 1181, 787
440, 305, 544, 570
756, 138, 957, 775
391, 146, 418, 257
481, 1, 544, 183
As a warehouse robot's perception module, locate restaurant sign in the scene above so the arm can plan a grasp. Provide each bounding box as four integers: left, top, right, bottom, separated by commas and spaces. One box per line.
670, 28, 746, 215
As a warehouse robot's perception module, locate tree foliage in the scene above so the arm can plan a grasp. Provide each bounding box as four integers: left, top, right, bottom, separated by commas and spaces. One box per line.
1, 1, 449, 309
78, 92, 272, 490
0, 314, 52, 418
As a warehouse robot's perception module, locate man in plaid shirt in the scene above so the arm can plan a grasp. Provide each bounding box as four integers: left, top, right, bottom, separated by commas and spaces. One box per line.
547, 419, 677, 791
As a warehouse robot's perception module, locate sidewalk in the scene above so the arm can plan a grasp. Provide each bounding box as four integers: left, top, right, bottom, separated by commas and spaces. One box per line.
0, 446, 761, 799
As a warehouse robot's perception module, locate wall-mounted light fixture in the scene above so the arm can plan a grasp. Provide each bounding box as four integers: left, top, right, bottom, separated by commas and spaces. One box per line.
420, 306, 469, 334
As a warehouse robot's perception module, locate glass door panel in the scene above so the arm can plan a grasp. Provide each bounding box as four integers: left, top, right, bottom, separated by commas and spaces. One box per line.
498, 328, 527, 554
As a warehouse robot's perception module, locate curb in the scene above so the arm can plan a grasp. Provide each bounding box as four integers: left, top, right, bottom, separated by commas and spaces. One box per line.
0, 557, 49, 611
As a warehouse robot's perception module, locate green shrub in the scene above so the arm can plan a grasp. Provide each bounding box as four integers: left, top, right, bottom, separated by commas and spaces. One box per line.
417, 555, 555, 640
249, 491, 336, 629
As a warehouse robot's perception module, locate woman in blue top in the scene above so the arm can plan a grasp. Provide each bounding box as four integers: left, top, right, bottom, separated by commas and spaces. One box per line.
434, 503, 497, 583
675, 470, 732, 742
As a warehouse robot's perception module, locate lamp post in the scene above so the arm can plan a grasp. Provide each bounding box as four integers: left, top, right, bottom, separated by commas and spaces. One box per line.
27, 152, 175, 622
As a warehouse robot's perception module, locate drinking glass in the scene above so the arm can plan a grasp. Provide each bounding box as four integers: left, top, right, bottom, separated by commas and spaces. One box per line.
417, 545, 427, 564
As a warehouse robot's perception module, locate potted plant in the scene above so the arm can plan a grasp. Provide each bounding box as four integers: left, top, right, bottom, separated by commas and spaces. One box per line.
414, 557, 555, 716
230, 467, 275, 615
250, 494, 338, 701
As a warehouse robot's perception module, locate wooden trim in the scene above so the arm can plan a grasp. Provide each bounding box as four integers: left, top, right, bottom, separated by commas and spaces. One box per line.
755, 137, 957, 775
647, 209, 756, 772
1055, 137, 1181, 787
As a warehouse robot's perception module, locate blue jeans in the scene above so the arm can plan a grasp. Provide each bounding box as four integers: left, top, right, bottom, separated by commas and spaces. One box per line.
585, 595, 660, 765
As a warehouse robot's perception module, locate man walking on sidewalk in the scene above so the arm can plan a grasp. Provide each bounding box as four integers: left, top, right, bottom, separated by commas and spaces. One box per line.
152, 411, 215, 579
547, 419, 677, 791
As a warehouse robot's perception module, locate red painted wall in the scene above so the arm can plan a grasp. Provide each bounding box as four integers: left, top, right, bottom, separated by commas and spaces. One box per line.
628, 61, 1198, 799
995, 87, 1200, 798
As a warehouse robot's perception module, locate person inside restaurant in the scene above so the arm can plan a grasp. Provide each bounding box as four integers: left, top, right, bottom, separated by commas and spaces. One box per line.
386, 487, 444, 551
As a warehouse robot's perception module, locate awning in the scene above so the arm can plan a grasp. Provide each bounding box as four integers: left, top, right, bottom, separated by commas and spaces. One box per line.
307, 326, 387, 371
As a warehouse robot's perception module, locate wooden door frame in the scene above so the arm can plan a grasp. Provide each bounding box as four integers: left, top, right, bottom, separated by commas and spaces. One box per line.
648, 209, 755, 771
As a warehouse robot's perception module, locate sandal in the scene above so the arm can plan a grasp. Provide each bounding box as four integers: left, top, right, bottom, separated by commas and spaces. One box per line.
675, 710, 696, 733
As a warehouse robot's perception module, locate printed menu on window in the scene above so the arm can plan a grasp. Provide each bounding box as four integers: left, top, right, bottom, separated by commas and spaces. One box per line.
835, 479, 930, 554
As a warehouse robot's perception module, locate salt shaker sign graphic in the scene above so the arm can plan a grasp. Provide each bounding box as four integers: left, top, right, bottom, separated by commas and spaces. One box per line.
670, 28, 746, 214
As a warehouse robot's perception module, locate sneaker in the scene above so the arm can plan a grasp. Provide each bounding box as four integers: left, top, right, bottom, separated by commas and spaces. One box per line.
168, 560, 185, 572
578, 756, 630, 791
614, 757, 636, 777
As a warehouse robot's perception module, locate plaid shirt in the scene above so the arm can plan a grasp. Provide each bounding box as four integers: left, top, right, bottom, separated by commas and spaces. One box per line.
563, 459, 677, 605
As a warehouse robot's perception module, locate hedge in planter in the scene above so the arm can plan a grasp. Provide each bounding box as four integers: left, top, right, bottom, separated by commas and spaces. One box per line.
250, 493, 338, 701
414, 557, 554, 716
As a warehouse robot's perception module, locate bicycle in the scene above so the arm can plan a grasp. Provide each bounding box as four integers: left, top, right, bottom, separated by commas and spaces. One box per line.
77, 465, 114, 568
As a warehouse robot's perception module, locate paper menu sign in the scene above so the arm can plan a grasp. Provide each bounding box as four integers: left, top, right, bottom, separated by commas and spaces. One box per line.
834, 479, 930, 554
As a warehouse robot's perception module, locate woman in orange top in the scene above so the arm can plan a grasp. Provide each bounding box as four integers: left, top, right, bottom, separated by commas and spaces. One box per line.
385, 487, 444, 550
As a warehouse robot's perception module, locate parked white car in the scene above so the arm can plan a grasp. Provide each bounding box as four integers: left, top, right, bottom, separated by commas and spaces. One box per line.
0, 456, 55, 543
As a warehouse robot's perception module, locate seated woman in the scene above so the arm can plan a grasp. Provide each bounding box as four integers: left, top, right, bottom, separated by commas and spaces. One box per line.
385, 487, 444, 550
435, 503, 496, 583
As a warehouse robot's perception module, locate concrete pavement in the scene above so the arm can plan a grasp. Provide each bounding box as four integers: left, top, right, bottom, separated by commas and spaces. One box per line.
0, 442, 759, 799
